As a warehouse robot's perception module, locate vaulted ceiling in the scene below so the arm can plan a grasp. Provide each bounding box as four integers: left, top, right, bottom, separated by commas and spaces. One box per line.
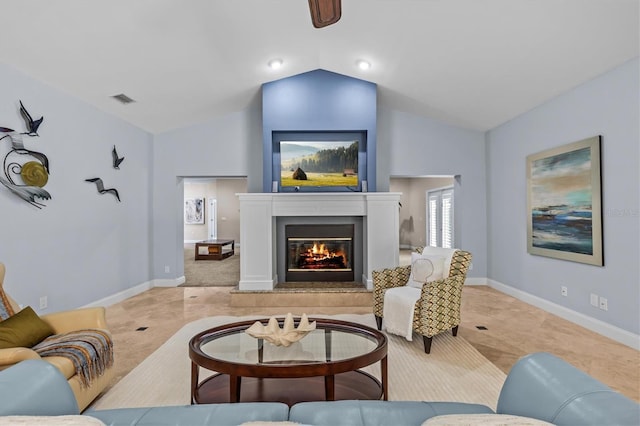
1, 0, 637, 134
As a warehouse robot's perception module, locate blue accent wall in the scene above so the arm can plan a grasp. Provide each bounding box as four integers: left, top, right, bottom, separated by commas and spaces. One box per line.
262, 69, 377, 192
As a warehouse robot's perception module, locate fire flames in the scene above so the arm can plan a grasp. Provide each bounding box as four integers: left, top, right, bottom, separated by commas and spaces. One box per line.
306, 242, 343, 260
296, 241, 347, 269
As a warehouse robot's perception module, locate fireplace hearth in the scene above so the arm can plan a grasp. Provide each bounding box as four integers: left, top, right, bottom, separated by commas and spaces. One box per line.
285, 224, 354, 282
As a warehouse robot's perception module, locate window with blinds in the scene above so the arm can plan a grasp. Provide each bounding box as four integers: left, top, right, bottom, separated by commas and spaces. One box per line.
427, 188, 454, 248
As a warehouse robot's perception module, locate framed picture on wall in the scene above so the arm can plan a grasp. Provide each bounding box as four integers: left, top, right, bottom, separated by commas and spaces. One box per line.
184, 197, 205, 224
526, 136, 603, 266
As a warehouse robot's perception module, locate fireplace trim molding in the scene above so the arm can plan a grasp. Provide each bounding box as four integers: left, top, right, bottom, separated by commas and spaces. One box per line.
237, 192, 401, 291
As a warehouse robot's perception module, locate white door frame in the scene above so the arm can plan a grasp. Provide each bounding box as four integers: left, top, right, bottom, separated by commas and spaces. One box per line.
208, 199, 217, 240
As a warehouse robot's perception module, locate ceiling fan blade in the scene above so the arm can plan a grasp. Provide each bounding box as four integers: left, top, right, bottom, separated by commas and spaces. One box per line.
308, 0, 341, 28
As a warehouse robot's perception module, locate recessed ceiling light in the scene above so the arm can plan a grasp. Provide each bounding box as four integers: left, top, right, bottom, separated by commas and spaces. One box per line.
268, 59, 283, 70
356, 60, 371, 71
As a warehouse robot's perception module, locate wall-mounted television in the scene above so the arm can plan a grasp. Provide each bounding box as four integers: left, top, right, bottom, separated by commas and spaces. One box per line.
272, 131, 367, 192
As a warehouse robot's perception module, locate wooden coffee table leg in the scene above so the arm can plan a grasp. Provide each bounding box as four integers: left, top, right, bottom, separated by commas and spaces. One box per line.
324, 374, 335, 400
190, 362, 199, 404
381, 355, 388, 400
229, 375, 242, 402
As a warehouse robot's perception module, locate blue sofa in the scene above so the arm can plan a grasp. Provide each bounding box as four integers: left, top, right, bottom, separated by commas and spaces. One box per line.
0, 352, 637, 425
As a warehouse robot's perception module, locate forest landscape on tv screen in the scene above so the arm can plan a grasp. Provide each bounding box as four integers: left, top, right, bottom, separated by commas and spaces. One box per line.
280, 140, 358, 188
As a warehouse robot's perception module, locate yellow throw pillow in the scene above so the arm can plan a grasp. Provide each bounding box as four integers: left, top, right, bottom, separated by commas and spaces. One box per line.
0, 306, 55, 349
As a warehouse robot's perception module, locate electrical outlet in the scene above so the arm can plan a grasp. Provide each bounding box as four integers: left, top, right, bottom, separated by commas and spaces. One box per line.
561, 286, 568, 297
469, 263, 473, 270
599, 296, 608, 311
164, 265, 170, 273
590, 293, 599, 307
39, 296, 48, 310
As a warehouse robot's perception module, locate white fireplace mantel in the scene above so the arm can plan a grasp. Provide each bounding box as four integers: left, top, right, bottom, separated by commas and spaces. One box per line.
237, 192, 401, 291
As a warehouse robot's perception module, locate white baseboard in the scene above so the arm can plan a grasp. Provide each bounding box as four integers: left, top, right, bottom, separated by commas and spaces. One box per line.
81, 276, 186, 308
80, 281, 154, 308
488, 279, 640, 351
465, 277, 487, 286
153, 276, 186, 287
363, 274, 373, 291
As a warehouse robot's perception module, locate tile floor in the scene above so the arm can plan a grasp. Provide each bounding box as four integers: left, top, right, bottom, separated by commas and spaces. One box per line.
104, 284, 639, 402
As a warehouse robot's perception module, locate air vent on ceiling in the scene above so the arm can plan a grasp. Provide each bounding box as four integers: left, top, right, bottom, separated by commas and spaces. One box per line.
111, 93, 136, 104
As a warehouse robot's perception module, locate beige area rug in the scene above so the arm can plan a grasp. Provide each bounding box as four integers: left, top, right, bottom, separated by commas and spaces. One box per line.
90, 314, 506, 411
180, 243, 240, 287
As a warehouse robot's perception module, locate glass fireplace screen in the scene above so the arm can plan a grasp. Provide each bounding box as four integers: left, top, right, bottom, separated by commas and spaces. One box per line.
287, 238, 352, 272
285, 224, 355, 282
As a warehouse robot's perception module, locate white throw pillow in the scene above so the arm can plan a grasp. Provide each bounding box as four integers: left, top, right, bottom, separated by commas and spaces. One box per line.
422, 414, 554, 425
419, 247, 457, 278
407, 252, 445, 288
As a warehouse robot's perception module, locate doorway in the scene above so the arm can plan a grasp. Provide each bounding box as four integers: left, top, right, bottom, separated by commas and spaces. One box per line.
181, 177, 247, 287
208, 199, 217, 240
390, 176, 456, 250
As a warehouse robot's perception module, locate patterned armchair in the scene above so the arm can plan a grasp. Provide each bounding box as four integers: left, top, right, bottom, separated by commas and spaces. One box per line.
373, 248, 472, 354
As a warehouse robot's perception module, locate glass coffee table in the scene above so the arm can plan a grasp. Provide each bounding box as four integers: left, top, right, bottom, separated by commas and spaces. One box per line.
189, 317, 387, 406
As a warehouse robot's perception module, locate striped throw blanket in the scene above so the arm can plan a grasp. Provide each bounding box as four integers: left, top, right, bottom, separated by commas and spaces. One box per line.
33, 329, 114, 388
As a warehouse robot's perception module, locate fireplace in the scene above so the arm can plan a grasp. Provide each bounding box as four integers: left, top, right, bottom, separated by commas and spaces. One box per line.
285, 224, 354, 282
238, 193, 401, 291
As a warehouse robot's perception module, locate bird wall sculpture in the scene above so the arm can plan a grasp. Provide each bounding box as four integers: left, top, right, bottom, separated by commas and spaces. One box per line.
1, 101, 51, 208
0, 174, 51, 208
112, 145, 124, 169
85, 177, 121, 202
3, 131, 50, 173
19, 100, 44, 137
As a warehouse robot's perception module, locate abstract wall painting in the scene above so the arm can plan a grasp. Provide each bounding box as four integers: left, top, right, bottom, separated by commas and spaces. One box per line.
526, 136, 603, 266
184, 197, 205, 224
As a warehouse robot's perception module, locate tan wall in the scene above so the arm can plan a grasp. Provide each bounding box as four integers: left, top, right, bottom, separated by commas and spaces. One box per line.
183, 178, 247, 242
390, 177, 454, 248
215, 178, 246, 242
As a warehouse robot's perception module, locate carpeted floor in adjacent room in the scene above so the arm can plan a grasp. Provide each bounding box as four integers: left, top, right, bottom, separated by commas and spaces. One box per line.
180, 243, 239, 287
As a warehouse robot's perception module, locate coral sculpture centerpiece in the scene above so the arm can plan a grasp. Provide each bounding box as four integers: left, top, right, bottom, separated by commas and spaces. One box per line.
245, 313, 316, 347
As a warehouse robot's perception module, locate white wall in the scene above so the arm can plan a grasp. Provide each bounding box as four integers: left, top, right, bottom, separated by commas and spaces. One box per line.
5, 55, 635, 340
152, 103, 488, 281
378, 109, 488, 278
183, 181, 214, 242
486, 58, 639, 335
0, 63, 153, 313
152, 103, 260, 279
